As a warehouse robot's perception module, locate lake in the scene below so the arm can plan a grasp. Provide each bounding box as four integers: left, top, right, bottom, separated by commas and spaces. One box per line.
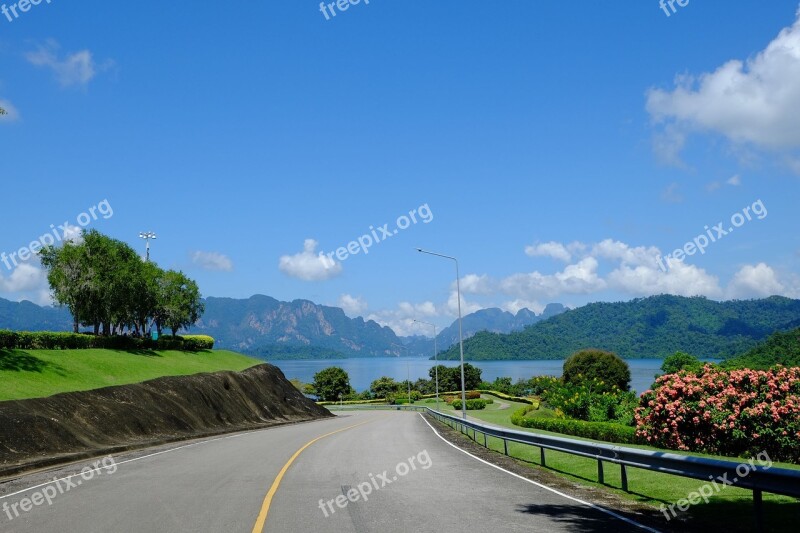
267, 357, 718, 396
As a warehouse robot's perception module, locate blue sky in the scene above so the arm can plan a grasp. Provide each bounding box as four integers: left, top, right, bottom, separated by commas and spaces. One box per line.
1, 1, 799, 335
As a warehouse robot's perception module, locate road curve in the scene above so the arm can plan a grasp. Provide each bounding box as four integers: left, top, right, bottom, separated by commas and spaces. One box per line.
0, 411, 652, 532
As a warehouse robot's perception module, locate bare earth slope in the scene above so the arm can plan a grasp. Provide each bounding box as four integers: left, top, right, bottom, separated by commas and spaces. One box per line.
0, 363, 331, 478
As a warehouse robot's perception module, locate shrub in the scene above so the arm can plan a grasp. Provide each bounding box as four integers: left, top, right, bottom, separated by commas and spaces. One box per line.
0, 330, 215, 352
512, 406, 639, 444
466, 390, 481, 400
451, 399, 487, 410
635, 365, 800, 462
563, 349, 631, 392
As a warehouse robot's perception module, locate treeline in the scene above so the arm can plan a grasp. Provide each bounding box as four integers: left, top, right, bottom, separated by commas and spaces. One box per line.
40, 230, 204, 337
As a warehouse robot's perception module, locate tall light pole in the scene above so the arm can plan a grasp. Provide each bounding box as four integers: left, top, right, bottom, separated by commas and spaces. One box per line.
414, 319, 439, 412
407, 362, 411, 404
138, 232, 157, 262
417, 248, 467, 420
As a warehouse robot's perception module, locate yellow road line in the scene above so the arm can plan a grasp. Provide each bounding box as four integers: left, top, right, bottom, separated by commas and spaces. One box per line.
251, 417, 379, 532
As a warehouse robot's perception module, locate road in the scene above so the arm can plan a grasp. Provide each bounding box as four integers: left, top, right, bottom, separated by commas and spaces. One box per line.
0, 411, 654, 532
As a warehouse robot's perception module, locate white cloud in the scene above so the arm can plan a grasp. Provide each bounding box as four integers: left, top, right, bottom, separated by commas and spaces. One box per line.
338, 294, 368, 317
525, 241, 572, 262
367, 300, 438, 336
279, 239, 342, 281
500, 257, 606, 299
647, 9, 800, 165
0, 99, 20, 122
727, 263, 784, 298
727, 174, 742, 186
0, 262, 48, 293
191, 251, 233, 272
25, 41, 110, 88
458, 273, 493, 295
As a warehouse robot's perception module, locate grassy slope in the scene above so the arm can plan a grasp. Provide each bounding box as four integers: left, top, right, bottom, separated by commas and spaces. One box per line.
0, 348, 261, 401
415, 396, 799, 531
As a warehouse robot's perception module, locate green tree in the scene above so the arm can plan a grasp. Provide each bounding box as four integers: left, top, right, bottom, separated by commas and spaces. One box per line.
660, 351, 702, 375
370, 376, 402, 399
429, 363, 482, 392
562, 349, 631, 392
158, 270, 204, 337
313, 367, 352, 401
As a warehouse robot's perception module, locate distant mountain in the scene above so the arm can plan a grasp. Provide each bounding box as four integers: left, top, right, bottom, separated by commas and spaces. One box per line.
190, 295, 402, 358
438, 295, 800, 360
0, 295, 565, 360
402, 304, 566, 357
0, 298, 72, 331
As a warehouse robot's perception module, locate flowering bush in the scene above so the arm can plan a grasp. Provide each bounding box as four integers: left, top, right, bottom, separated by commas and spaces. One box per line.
635, 365, 800, 462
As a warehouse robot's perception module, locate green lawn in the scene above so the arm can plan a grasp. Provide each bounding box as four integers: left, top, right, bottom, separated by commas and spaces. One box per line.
0, 348, 262, 401
407, 396, 800, 530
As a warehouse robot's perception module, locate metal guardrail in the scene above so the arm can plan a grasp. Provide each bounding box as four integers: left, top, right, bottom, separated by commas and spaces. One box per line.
330, 404, 800, 529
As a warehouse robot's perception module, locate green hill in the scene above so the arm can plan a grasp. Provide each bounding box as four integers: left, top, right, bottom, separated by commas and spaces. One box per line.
723, 327, 800, 369
437, 295, 800, 360
0, 348, 261, 401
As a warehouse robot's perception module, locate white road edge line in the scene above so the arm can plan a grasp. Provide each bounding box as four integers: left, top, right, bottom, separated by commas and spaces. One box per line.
418, 413, 661, 533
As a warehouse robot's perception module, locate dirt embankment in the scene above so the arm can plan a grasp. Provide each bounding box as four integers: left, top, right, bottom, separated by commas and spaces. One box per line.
0, 363, 332, 478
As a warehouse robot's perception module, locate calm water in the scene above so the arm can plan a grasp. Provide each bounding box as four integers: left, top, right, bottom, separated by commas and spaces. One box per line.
267, 357, 718, 396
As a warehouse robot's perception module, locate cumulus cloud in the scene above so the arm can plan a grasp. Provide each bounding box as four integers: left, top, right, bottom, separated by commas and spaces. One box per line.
525, 241, 573, 262
191, 251, 233, 272
278, 239, 342, 281
338, 294, 368, 317
0, 262, 48, 293
367, 300, 438, 336
500, 257, 607, 299
458, 273, 494, 295
25, 41, 111, 88
727, 263, 784, 298
647, 9, 800, 167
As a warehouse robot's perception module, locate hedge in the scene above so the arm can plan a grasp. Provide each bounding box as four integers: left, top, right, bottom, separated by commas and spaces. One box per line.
0, 330, 215, 351
451, 398, 487, 410
511, 406, 639, 444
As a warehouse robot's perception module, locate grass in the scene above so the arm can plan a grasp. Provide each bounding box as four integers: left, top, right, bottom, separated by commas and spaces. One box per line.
0, 348, 262, 401
398, 395, 800, 530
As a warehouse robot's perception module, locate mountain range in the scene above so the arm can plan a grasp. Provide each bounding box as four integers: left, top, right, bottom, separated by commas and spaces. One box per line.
437, 295, 800, 360
0, 295, 559, 359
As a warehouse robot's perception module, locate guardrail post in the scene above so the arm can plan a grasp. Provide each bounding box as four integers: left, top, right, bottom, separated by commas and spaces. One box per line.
754, 489, 764, 531
540, 447, 546, 467
503, 439, 508, 456
597, 460, 604, 485
620, 464, 628, 492
483, 432, 487, 448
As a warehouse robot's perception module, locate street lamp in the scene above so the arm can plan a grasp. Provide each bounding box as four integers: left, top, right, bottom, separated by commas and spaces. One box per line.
416, 248, 467, 420
414, 319, 439, 412
138, 232, 157, 262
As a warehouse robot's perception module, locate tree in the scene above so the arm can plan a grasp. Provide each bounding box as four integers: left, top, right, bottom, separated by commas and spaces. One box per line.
158, 270, 204, 337
562, 349, 631, 391
0, 107, 6, 115
370, 376, 402, 399
429, 363, 482, 392
39, 229, 204, 337
313, 367, 352, 401
660, 351, 702, 375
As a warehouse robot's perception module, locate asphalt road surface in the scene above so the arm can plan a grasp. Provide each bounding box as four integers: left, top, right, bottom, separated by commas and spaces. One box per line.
0, 411, 655, 532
